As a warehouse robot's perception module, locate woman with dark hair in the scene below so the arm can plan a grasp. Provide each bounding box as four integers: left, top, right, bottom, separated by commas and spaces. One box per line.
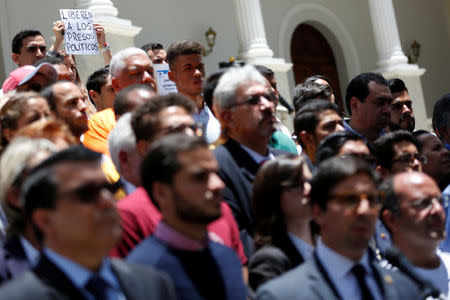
249, 154, 314, 291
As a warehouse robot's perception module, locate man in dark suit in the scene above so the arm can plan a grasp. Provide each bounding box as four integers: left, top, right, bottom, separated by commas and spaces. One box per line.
0, 146, 176, 300
213, 65, 287, 244
257, 156, 420, 300
128, 134, 247, 300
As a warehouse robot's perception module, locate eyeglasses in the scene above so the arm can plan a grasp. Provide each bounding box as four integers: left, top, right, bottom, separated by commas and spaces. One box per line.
160, 122, 204, 137
409, 196, 448, 211
340, 153, 375, 165
27, 45, 47, 53
392, 153, 427, 166
58, 181, 120, 204
329, 191, 382, 210
227, 92, 276, 109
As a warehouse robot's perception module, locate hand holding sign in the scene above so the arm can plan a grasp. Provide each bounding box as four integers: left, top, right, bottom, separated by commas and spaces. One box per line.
60, 9, 99, 55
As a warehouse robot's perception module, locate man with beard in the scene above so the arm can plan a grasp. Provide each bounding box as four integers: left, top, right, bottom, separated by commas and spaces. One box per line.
213, 66, 287, 254
257, 156, 419, 300
386, 78, 415, 132
41, 81, 88, 141
381, 172, 450, 297
128, 134, 247, 300
344, 72, 393, 144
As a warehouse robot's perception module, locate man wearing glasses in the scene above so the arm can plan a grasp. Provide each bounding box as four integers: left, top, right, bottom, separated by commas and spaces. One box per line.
213, 65, 288, 256
373, 130, 425, 179
11, 29, 47, 67
257, 156, 419, 300
381, 172, 450, 298
0, 146, 176, 299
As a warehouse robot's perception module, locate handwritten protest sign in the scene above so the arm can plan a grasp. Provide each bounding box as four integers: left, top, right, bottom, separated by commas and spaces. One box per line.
155, 64, 178, 95
60, 9, 98, 55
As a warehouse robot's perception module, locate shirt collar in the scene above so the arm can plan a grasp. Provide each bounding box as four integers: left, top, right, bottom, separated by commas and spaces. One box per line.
19, 235, 40, 267
316, 238, 373, 279
43, 248, 120, 290
287, 233, 314, 260
154, 221, 208, 251
240, 144, 274, 164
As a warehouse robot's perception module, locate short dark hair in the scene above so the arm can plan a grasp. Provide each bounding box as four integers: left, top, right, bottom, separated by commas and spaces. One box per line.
345, 72, 388, 115
310, 155, 377, 210
380, 176, 400, 217
387, 78, 408, 95
22, 145, 101, 241
45, 50, 64, 60
411, 129, 431, 140
141, 134, 207, 208
293, 99, 342, 148
131, 93, 195, 142
167, 40, 204, 70
252, 155, 309, 248
432, 93, 450, 139
373, 130, 422, 170
293, 82, 333, 111
315, 131, 366, 165
12, 29, 43, 54
86, 66, 110, 95
113, 84, 155, 117
202, 71, 225, 112
140, 42, 164, 53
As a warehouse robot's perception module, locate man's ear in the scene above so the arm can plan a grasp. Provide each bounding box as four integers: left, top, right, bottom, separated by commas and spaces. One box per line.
32, 209, 52, 237
299, 130, 315, 150
381, 210, 398, 235
350, 96, 360, 115
168, 70, 176, 83
88, 90, 100, 105
5, 187, 22, 211
376, 165, 390, 180
312, 203, 324, 227
152, 181, 171, 212
11, 53, 21, 66
218, 108, 232, 126
2, 128, 14, 143
111, 77, 121, 93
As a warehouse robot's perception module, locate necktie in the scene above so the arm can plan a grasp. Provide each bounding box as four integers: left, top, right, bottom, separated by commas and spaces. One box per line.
85, 275, 109, 300
351, 264, 375, 300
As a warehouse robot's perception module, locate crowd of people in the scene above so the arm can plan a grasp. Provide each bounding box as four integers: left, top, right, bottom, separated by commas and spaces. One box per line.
0, 21, 449, 300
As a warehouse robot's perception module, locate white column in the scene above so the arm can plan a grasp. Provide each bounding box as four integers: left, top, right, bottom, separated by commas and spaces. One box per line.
232, 0, 294, 131
232, 0, 273, 61
368, 0, 429, 130
74, 0, 142, 81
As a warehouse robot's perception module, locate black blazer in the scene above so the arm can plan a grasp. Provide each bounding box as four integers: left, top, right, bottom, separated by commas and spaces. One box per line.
0, 236, 31, 284
249, 233, 306, 291
214, 138, 288, 233
0, 255, 177, 300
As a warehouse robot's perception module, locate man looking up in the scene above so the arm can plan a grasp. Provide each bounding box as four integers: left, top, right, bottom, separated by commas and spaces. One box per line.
167, 40, 221, 143
345, 72, 393, 144
11, 29, 46, 67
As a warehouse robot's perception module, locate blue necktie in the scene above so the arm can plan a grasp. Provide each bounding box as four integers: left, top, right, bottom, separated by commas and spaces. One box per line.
85, 275, 108, 300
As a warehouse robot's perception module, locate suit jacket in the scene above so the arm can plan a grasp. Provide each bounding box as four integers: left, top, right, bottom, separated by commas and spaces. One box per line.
214, 138, 287, 233
249, 233, 305, 291
256, 252, 419, 300
0, 255, 177, 300
0, 236, 31, 284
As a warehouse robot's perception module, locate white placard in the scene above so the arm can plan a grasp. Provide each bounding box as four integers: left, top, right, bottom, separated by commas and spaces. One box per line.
155, 64, 178, 95
60, 9, 98, 55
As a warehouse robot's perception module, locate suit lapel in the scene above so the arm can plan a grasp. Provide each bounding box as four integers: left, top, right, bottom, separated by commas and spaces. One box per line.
224, 139, 261, 175
308, 259, 340, 300
111, 259, 140, 300
33, 255, 88, 300
274, 233, 304, 268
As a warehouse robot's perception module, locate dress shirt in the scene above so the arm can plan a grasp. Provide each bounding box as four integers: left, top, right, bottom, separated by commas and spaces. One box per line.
288, 233, 314, 260
315, 239, 383, 300
154, 221, 208, 251
240, 144, 274, 164
19, 236, 40, 267
43, 248, 125, 300
193, 105, 221, 144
